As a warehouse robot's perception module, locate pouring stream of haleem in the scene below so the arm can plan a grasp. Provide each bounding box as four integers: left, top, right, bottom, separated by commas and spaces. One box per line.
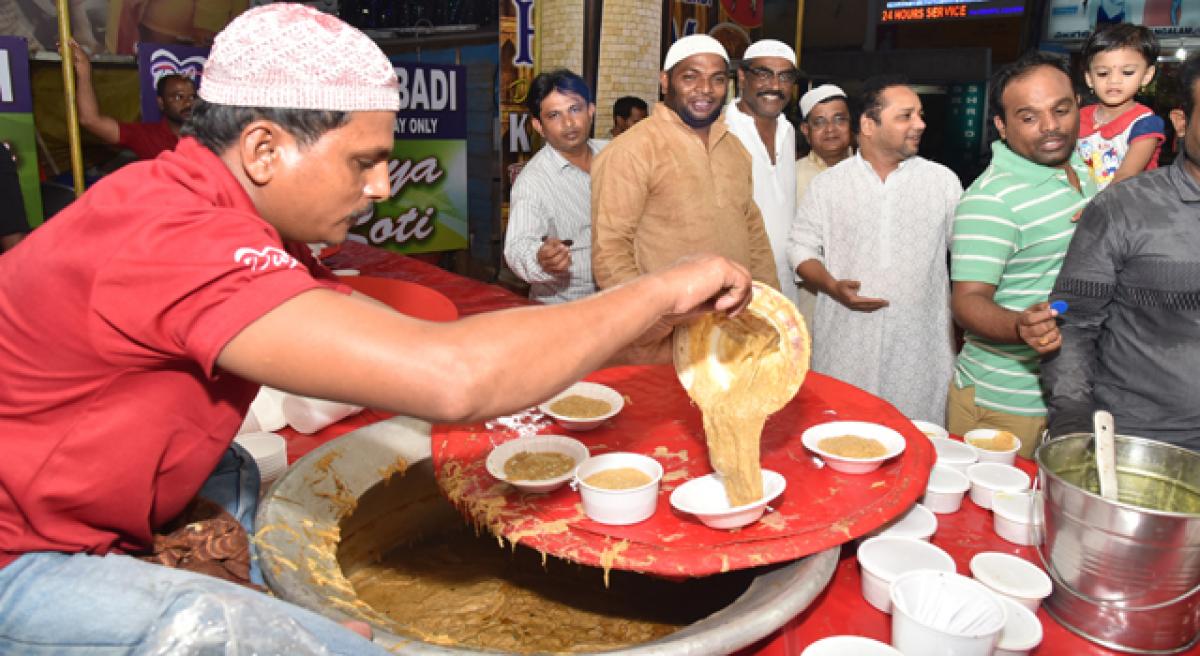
674, 283, 810, 506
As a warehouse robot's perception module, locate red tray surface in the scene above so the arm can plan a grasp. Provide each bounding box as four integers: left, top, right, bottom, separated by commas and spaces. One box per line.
431, 364, 934, 577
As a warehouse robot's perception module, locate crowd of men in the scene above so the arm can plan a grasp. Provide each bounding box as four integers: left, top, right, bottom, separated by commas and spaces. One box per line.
505, 33, 1200, 456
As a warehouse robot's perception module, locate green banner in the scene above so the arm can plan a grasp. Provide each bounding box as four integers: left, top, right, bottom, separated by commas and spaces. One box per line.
347, 138, 469, 253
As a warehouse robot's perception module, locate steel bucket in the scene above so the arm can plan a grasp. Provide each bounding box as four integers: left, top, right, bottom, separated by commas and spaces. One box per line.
1035, 433, 1200, 654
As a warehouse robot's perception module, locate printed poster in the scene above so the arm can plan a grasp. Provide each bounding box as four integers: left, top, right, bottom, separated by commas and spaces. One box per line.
499, 0, 536, 233
347, 62, 469, 254
0, 36, 44, 227
136, 42, 207, 123
663, 0, 764, 64
1044, 0, 1199, 42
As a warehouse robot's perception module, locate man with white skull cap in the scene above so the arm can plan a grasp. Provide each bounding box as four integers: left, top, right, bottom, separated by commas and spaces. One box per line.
592, 35, 779, 290
0, 6, 753, 652
724, 39, 802, 312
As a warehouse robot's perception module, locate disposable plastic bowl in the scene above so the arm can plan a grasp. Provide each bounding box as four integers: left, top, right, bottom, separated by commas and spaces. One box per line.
233, 431, 288, 486
890, 570, 1007, 656
921, 464, 971, 514
964, 429, 1022, 466
539, 381, 625, 431
929, 437, 978, 473
856, 536, 956, 614
868, 503, 938, 541
966, 463, 1031, 510
994, 594, 1045, 656
969, 552, 1053, 612
485, 435, 590, 494
669, 470, 786, 530
801, 635, 902, 655
801, 421, 906, 474
280, 393, 364, 435
911, 420, 949, 441
574, 452, 663, 525
991, 491, 1044, 547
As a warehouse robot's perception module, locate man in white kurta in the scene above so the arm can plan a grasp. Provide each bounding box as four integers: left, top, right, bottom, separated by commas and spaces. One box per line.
724, 40, 799, 308
787, 78, 961, 422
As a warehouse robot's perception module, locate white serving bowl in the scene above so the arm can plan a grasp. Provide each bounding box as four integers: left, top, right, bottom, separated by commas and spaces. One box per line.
966, 463, 1031, 510
868, 503, 938, 541
929, 437, 979, 473
669, 470, 786, 530
911, 419, 949, 440
969, 552, 1053, 612
574, 452, 663, 525
964, 428, 1022, 466
539, 381, 625, 431
856, 536, 956, 614
801, 421, 906, 474
991, 491, 1045, 546
994, 594, 1045, 656
921, 464, 971, 514
890, 570, 1007, 656
485, 435, 590, 494
802, 635, 902, 655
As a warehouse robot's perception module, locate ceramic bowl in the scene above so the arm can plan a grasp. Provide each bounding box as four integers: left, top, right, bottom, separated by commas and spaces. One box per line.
802, 635, 902, 655
539, 381, 624, 431
485, 434, 589, 494
801, 421, 906, 474
670, 470, 786, 530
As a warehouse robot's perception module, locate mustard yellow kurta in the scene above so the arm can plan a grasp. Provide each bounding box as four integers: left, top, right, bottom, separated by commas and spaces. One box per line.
590, 102, 778, 290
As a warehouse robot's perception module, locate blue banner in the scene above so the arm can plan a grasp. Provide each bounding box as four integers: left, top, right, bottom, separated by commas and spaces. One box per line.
393, 62, 467, 140
136, 43, 208, 123
0, 36, 32, 114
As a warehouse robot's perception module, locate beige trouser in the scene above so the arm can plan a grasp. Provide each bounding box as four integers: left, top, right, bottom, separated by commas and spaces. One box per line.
946, 384, 1046, 460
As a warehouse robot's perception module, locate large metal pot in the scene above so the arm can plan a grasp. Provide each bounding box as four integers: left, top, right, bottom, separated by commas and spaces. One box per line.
1036, 432, 1200, 654
255, 417, 839, 654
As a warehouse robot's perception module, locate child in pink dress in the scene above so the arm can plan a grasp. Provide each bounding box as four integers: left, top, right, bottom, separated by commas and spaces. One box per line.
1077, 23, 1165, 191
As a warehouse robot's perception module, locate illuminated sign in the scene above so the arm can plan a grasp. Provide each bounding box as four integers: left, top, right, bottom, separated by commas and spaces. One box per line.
881, 0, 1024, 23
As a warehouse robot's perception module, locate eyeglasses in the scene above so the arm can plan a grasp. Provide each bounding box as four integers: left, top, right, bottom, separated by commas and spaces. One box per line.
808, 114, 850, 130
745, 66, 799, 85
164, 93, 196, 102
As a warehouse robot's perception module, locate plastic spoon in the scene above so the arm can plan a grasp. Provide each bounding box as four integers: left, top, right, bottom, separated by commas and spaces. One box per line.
1094, 410, 1118, 501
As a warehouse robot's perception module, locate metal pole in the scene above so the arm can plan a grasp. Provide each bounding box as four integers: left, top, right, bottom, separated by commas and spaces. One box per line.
55, 0, 86, 198
795, 0, 805, 69
533, 0, 542, 74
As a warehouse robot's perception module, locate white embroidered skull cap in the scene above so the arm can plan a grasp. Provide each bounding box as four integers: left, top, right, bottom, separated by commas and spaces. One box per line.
198, 3, 399, 112
663, 34, 729, 72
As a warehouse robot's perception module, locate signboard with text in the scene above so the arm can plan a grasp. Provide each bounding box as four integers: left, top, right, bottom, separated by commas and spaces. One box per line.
663, 0, 764, 64
137, 43, 208, 123
944, 81, 987, 178
347, 62, 469, 254
0, 36, 43, 227
880, 0, 1024, 23
1044, 0, 1198, 42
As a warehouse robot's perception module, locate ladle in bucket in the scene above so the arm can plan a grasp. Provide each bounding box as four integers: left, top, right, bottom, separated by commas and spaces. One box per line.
1093, 410, 1118, 501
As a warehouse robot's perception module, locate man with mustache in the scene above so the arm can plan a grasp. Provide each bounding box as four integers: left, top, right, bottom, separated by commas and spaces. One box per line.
1039, 53, 1200, 450
0, 6, 754, 652
504, 69, 603, 303
70, 38, 196, 159
591, 35, 778, 290
724, 39, 801, 310
948, 52, 1097, 458
788, 75, 962, 422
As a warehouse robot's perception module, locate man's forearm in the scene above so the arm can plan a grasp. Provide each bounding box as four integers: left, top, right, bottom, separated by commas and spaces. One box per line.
951, 289, 1022, 343
796, 259, 836, 297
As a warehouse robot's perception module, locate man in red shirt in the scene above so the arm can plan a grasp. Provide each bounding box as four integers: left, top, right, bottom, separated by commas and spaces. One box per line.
0, 5, 751, 653
70, 37, 196, 159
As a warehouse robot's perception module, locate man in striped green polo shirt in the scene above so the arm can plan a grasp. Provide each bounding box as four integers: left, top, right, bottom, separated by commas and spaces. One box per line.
949, 52, 1099, 459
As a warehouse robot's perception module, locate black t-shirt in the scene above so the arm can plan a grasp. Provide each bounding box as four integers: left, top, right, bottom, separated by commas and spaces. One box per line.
0, 143, 30, 238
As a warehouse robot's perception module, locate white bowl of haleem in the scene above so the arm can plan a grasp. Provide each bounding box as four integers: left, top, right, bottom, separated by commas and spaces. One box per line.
539, 381, 624, 431
486, 434, 590, 493
801, 421, 907, 474
670, 469, 787, 530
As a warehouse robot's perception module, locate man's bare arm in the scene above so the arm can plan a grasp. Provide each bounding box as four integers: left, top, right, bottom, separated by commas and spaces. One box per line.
218, 255, 751, 423
69, 39, 121, 145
